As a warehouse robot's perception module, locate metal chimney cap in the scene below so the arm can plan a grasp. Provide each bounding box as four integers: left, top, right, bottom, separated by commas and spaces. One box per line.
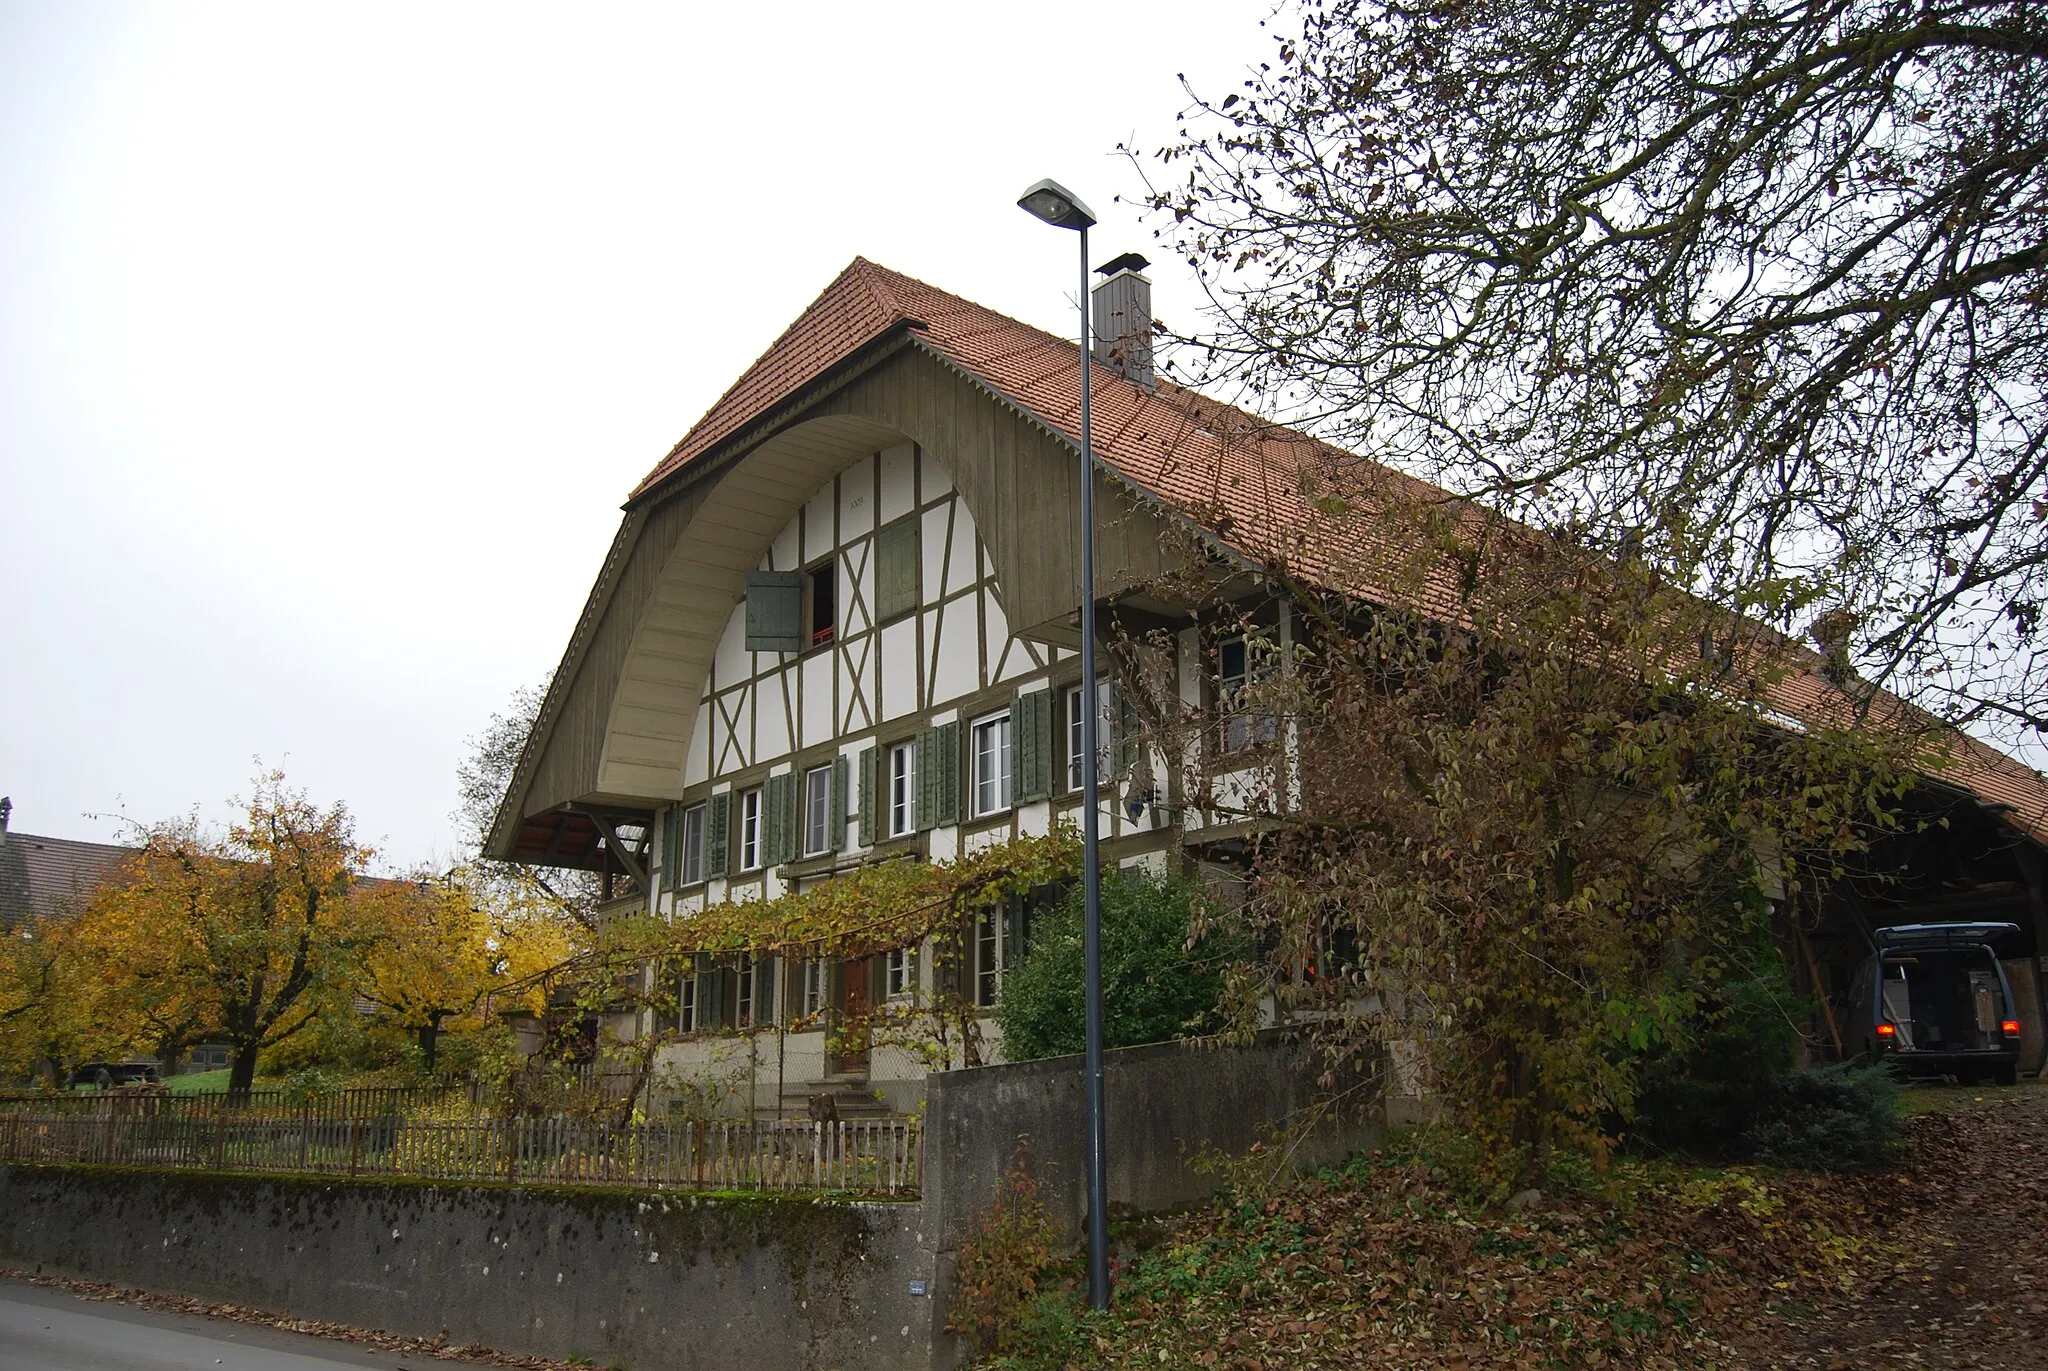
1096, 252, 1150, 277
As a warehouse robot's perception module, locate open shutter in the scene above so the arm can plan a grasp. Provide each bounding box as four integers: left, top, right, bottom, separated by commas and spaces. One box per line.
764, 771, 797, 867
756, 955, 777, 1025
761, 776, 782, 867
933, 721, 962, 826
706, 792, 731, 878
915, 728, 941, 831
745, 571, 804, 653
830, 756, 849, 852
1013, 688, 1052, 802
694, 954, 720, 1028
660, 807, 679, 889
1004, 894, 1027, 969
857, 746, 877, 847
874, 518, 919, 622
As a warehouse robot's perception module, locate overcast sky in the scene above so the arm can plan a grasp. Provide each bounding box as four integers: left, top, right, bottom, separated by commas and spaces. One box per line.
0, 1, 1271, 868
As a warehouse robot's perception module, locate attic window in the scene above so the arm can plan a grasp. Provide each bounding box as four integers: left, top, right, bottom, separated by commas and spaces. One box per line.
808, 561, 836, 647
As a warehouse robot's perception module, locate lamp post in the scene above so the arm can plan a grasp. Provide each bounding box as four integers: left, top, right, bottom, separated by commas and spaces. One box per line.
1016, 177, 1110, 1312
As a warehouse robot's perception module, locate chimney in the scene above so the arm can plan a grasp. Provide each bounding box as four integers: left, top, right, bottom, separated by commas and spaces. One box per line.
1092, 252, 1154, 389
0, 796, 10, 844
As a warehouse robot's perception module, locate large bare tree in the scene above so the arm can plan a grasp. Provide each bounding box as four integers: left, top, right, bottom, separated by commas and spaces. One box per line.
1147, 0, 2048, 752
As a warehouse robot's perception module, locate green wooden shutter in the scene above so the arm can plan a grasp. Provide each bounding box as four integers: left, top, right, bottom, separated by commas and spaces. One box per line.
874, 518, 919, 622
699, 957, 727, 1029
705, 791, 731, 878
1013, 688, 1052, 802
830, 756, 849, 851
764, 771, 797, 867
915, 727, 941, 830
857, 746, 877, 846
660, 807, 679, 889
745, 571, 804, 652
757, 955, 777, 1025
933, 721, 962, 826
761, 776, 782, 867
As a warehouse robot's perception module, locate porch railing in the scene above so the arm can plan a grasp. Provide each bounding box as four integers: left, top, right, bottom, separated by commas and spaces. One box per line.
0, 1112, 920, 1195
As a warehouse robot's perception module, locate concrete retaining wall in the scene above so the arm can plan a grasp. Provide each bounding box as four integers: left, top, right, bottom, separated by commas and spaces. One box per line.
921, 1031, 1381, 1249
0, 1034, 1378, 1370
0, 1166, 946, 1371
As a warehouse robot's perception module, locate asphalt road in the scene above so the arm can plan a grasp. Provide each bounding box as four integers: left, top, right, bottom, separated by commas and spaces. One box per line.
0, 1280, 426, 1371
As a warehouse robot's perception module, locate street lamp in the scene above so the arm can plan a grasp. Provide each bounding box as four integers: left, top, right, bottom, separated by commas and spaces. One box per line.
1017, 176, 1111, 1312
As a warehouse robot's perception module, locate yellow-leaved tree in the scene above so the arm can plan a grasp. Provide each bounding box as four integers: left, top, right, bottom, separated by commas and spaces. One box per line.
74, 774, 383, 1092
0, 904, 111, 1085
355, 864, 571, 1073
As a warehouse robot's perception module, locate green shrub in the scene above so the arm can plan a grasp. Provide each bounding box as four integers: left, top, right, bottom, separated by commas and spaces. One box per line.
1743, 1063, 1903, 1171
1627, 931, 1902, 1171
1631, 938, 1801, 1157
995, 869, 1234, 1061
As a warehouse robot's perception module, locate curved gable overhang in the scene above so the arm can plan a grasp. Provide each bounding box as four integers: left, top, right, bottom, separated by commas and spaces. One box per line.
487, 337, 1191, 863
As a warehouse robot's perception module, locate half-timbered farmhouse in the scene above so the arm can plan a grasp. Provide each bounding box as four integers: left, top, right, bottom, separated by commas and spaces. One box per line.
491, 257, 2048, 1115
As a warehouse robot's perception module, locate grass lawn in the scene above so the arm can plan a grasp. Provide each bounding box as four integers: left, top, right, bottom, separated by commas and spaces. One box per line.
166, 1069, 232, 1095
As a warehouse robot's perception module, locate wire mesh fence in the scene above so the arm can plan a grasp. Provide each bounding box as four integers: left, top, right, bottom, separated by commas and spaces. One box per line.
0, 1110, 920, 1194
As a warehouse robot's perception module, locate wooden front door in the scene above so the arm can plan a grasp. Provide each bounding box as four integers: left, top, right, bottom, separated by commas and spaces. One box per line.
835, 958, 871, 1076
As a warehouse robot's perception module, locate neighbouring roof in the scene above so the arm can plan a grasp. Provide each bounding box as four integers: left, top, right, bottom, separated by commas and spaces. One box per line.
627, 258, 2048, 847
0, 830, 136, 930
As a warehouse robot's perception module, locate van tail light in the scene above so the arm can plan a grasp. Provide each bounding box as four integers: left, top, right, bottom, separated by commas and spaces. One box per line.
1876, 1023, 1897, 1039
2003, 1019, 2021, 1037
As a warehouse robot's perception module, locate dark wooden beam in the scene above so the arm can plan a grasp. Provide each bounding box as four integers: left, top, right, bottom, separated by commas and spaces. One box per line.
580, 808, 649, 891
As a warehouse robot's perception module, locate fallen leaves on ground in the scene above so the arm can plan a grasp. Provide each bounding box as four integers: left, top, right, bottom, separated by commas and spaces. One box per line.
1743, 1084, 2048, 1370
0, 1268, 587, 1369
1000, 1084, 2048, 1370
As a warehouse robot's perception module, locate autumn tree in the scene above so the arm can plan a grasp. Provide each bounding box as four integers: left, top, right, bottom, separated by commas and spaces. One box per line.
1148, 0, 2048, 752
0, 906, 105, 1085
355, 865, 571, 1073
73, 775, 384, 1092
1142, 492, 1911, 1188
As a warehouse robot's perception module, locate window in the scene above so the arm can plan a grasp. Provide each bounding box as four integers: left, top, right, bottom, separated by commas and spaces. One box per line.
739, 788, 763, 870
888, 741, 916, 836
886, 947, 916, 1002
678, 803, 706, 885
737, 953, 760, 1027
1219, 636, 1279, 750
1067, 681, 1114, 791
803, 765, 833, 855
971, 711, 1012, 816
802, 958, 827, 1018
807, 561, 836, 648
974, 906, 1015, 1008
678, 969, 698, 1032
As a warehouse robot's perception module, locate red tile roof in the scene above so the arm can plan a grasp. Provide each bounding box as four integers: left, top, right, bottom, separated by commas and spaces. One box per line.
629, 258, 2048, 846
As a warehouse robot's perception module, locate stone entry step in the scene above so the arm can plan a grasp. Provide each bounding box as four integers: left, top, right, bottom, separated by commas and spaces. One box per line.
773, 1077, 893, 1121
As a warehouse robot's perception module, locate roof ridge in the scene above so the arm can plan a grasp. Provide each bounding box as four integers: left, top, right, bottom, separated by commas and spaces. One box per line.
629, 258, 920, 498
851, 256, 914, 325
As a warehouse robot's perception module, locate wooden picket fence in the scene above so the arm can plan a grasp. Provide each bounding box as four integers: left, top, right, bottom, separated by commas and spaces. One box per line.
0, 1084, 476, 1121
0, 1111, 920, 1195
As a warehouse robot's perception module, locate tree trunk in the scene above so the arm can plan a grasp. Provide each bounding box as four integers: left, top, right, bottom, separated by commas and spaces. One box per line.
416, 1014, 445, 1075
227, 1043, 259, 1094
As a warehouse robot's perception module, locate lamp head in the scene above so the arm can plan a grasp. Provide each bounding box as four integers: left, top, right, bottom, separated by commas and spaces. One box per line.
1017, 178, 1097, 231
